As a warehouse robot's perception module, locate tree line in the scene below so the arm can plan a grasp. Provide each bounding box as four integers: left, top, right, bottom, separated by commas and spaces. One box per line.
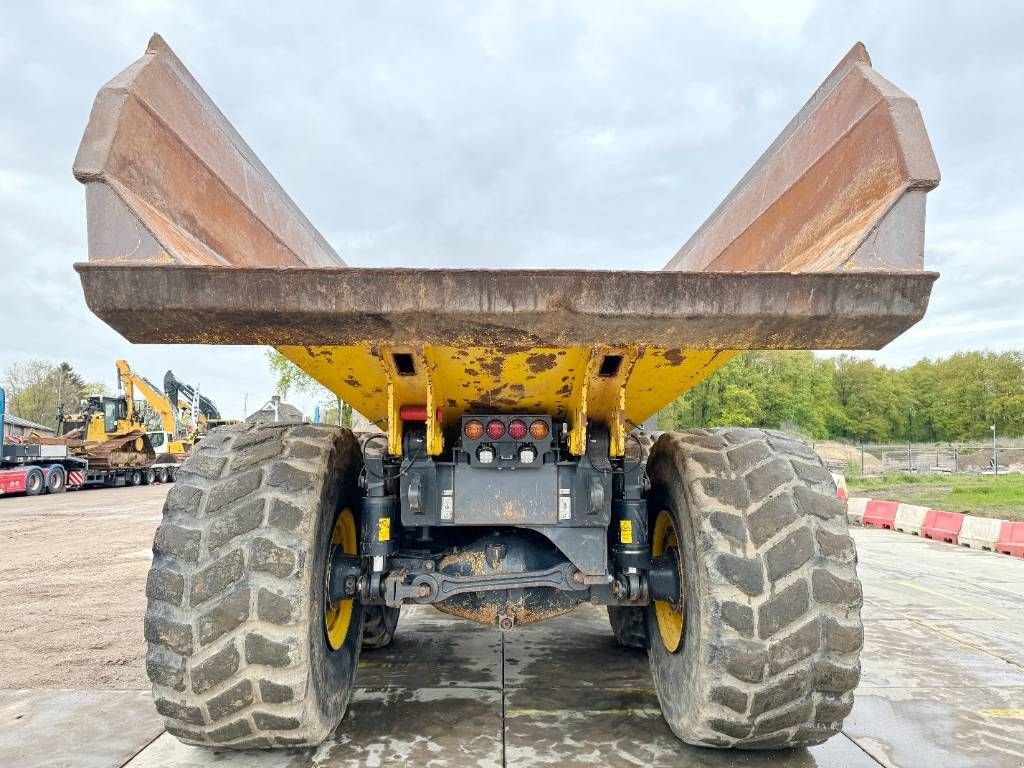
658, 350, 1024, 443
6, 350, 1020, 442
1, 360, 107, 430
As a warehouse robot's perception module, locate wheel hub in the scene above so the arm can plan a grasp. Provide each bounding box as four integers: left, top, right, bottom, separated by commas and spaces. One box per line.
652, 509, 685, 653
324, 507, 357, 650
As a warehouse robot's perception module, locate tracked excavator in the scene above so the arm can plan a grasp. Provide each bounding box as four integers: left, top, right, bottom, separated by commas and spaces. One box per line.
162, 369, 233, 432
73, 37, 938, 750
116, 361, 235, 481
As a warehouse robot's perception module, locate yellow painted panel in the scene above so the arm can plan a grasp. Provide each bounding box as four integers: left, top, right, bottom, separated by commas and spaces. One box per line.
277, 344, 735, 456
624, 349, 737, 427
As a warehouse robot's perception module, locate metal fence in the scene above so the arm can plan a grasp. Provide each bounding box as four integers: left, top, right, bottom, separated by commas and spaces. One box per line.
814, 438, 1024, 476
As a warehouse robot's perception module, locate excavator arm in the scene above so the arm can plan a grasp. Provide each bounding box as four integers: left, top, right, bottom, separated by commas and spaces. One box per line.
115, 359, 176, 434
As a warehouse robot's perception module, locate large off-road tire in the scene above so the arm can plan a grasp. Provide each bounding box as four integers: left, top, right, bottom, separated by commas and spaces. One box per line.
608, 605, 647, 649
361, 605, 400, 649
144, 421, 365, 748
646, 428, 863, 749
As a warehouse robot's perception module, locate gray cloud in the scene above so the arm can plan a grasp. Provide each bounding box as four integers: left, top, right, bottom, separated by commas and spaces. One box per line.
1, 1, 1022, 416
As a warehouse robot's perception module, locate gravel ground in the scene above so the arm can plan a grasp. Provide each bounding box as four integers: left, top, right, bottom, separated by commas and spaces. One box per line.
0, 484, 168, 690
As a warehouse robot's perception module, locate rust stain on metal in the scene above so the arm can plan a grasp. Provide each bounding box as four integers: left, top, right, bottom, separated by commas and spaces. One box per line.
664, 43, 938, 276
526, 353, 558, 374
434, 592, 580, 627
663, 349, 686, 366
480, 357, 504, 378
71, 37, 940, 435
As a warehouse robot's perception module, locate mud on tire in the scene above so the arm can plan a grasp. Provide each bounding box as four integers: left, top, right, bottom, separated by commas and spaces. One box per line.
646, 428, 863, 749
144, 421, 364, 748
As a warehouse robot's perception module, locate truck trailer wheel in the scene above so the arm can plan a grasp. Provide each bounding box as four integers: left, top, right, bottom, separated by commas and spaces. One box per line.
646, 429, 862, 749
145, 422, 365, 748
45, 465, 66, 494
361, 605, 400, 649
25, 468, 44, 496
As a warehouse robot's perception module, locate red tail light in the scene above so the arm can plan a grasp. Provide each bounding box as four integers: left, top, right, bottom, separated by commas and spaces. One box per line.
508, 419, 527, 440
486, 419, 505, 440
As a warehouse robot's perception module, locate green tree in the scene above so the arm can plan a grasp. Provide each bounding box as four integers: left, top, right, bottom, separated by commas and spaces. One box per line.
1, 360, 106, 429
264, 350, 355, 427
659, 349, 1024, 442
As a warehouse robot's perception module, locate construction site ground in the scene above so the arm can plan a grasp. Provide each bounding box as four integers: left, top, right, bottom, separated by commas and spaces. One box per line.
1, 486, 1023, 767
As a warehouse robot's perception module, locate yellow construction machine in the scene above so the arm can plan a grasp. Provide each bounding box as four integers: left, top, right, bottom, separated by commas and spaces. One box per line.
55, 390, 155, 483
74, 37, 938, 751
115, 359, 191, 460
115, 360, 236, 480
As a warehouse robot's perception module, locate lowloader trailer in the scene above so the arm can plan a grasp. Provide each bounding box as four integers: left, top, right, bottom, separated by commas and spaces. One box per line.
73, 37, 938, 750
0, 386, 148, 495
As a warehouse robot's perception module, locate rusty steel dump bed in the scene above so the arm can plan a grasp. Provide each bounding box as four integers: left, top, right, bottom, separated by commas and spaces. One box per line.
73, 36, 939, 456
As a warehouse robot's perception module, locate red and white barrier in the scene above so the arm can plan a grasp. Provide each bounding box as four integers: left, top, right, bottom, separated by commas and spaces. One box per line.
847, 497, 868, 526
893, 503, 930, 536
846, 493, 1024, 559
831, 472, 848, 504
997, 522, 1024, 558
959, 516, 1005, 551
922, 510, 965, 545
863, 500, 899, 529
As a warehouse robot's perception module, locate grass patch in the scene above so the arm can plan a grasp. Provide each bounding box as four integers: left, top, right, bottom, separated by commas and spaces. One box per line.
848, 473, 1024, 521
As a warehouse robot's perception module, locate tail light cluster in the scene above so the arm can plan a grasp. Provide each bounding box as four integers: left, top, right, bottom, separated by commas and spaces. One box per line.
461, 415, 552, 467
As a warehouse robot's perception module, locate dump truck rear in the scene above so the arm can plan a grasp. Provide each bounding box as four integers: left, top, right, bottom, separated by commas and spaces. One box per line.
73, 37, 938, 751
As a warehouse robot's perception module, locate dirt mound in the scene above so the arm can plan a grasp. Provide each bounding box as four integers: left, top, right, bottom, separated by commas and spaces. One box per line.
814, 441, 883, 473
959, 448, 1024, 472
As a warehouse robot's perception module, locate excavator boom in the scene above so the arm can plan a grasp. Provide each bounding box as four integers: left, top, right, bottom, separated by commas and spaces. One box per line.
115, 359, 175, 434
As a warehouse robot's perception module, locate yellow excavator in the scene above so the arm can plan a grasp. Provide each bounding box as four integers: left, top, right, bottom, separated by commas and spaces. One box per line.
115, 359, 192, 460
115, 360, 239, 481
54, 380, 155, 484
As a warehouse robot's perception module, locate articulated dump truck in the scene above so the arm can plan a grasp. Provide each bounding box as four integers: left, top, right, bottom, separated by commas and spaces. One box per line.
73, 36, 938, 750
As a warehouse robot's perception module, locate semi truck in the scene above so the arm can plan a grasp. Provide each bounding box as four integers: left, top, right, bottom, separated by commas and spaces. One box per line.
72, 37, 938, 751
0, 385, 153, 495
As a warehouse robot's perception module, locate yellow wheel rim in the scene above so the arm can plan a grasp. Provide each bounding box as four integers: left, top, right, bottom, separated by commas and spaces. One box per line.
324, 507, 357, 651
652, 509, 684, 653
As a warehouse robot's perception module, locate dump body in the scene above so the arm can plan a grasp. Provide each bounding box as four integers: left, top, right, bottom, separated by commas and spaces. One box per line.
73, 36, 939, 455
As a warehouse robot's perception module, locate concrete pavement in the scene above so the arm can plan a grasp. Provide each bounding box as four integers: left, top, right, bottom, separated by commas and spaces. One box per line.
1, 487, 1023, 767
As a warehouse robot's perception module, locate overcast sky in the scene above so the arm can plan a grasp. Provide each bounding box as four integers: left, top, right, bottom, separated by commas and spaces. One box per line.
1, 2, 1022, 420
